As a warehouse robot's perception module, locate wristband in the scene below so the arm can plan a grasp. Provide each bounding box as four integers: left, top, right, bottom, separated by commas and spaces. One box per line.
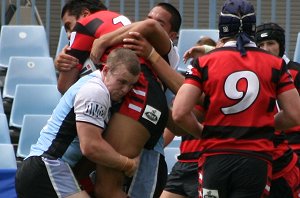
147, 47, 155, 60
147, 47, 160, 63
120, 155, 129, 171
203, 45, 215, 53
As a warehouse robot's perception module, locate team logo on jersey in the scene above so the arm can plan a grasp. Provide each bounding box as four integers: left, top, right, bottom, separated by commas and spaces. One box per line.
84, 101, 106, 118
203, 188, 219, 198
260, 32, 268, 38
142, 105, 161, 125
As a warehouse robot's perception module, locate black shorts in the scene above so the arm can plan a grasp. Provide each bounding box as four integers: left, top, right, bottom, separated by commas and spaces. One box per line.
164, 161, 199, 198
15, 156, 58, 198
199, 154, 272, 198
15, 156, 81, 198
115, 64, 169, 149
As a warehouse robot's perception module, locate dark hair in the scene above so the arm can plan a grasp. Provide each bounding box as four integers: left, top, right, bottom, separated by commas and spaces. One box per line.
196, 36, 217, 47
255, 22, 285, 57
156, 2, 182, 33
61, 0, 107, 19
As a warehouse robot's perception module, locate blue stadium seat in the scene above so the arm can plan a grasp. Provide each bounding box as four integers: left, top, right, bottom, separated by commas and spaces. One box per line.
0, 25, 50, 69
56, 26, 69, 57
164, 146, 180, 174
0, 144, 17, 198
0, 113, 11, 144
0, 144, 17, 169
167, 136, 181, 148
0, 91, 4, 113
177, 29, 219, 74
17, 114, 51, 158
293, 32, 300, 63
2, 56, 57, 100
9, 84, 61, 128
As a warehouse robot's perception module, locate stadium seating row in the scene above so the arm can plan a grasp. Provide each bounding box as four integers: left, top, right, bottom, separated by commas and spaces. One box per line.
0, 143, 17, 198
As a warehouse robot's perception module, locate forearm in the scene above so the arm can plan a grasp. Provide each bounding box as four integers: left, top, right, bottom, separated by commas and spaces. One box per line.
274, 111, 300, 130
163, 128, 176, 147
77, 123, 135, 173
172, 111, 203, 138
166, 113, 190, 136
172, 84, 203, 138
148, 49, 184, 93
57, 67, 79, 94
83, 139, 134, 172
275, 89, 300, 130
95, 19, 170, 56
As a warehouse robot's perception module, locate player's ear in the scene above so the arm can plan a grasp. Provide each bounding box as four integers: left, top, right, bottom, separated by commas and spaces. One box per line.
168, 31, 178, 42
102, 65, 109, 76
81, 8, 91, 17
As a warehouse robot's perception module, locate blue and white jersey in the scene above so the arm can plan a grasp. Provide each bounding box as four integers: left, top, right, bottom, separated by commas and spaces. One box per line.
28, 70, 111, 167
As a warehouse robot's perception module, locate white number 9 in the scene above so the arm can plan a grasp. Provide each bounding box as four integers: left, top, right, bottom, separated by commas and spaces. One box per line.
221, 71, 259, 114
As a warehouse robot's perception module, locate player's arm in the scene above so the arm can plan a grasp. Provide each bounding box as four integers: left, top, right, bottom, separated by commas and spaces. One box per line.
172, 84, 203, 138
275, 88, 300, 130
55, 45, 79, 72
90, 19, 171, 64
165, 94, 205, 138
183, 45, 215, 63
57, 67, 79, 94
57, 23, 95, 94
123, 31, 184, 94
163, 128, 176, 147
76, 122, 137, 176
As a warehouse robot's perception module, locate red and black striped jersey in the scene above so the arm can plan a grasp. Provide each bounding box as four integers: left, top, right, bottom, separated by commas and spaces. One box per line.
177, 104, 205, 163
185, 46, 294, 161
177, 134, 202, 163
283, 60, 300, 155
67, 10, 134, 71
272, 130, 298, 179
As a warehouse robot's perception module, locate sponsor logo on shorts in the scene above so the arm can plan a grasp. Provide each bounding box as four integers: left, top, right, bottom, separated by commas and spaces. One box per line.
203, 188, 219, 198
84, 101, 106, 118
142, 105, 161, 125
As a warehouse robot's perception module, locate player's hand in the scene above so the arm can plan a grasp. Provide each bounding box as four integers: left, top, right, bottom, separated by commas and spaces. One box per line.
183, 46, 206, 63
90, 38, 106, 64
54, 45, 78, 72
123, 32, 152, 59
124, 156, 139, 177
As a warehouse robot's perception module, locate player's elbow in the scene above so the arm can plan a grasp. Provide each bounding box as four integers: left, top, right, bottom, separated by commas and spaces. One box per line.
57, 81, 67, 94
290, 113, 300, 126
143, 19, 160, 33
172, 109, 185, 124
80, 143, 96, 159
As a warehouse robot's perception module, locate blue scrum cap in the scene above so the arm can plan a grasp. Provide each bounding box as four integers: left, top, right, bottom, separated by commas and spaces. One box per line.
218, 0, 256, 56
219, 0, 256, 39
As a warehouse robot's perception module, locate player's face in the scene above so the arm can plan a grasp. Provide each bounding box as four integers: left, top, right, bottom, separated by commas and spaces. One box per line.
257, 40, 280, 57
147, 6, 173, 35
62, 11, 85, 39
103, 65, 139, 102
